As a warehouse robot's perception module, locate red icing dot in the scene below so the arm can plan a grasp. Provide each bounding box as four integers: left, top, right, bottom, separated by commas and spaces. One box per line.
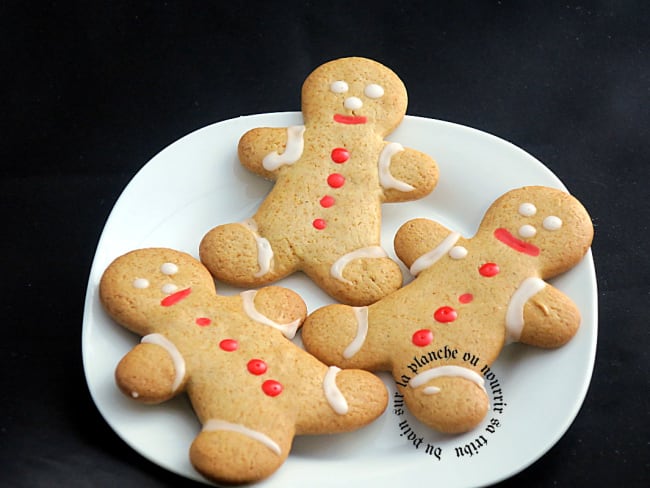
331, 147, 350, 163
320, 195, 335, 208
458, 293, 474, 304
247, 359, 268, 375
219, 339, 238, 352
313, 218, 327, 230
434, 306, 458, 323
327, 173, 345, 188
262, 379, 283, 397
195, 317, 211, 326
479, 262, 500, 277
412, 329, 433, 347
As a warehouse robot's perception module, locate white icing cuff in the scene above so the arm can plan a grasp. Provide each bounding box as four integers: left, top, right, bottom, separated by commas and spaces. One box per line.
409, 365, 486, 394
343, 307, 369, 359
409, 232, 461, 276
505, 277, 546, 343
141, 333, 186, 393
330, 246, 388, 284
240, 290, 301, 339
323, 366, 349, 415
378, 142, 415, 192
262, 125, 306, 171
240, 219, 273, 278
202, 419, 281, 455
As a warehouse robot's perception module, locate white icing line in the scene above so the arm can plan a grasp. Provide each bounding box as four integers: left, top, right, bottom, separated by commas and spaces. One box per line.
262, 125, 306, 171
378, 142, 415, 192
141, 333, 185, 393
343, 307, 369, 359
240, 219, 274, 278
409, 365, 486, 394
330, 246, 388, 284
409, 232, 461, 276
323, 366, 349, 415
505, 277, 546, 343
240, 290, 300, 339
202, 419, 281, 456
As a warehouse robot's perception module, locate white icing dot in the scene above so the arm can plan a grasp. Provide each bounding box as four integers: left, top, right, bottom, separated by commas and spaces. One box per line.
364, 83, 384, 99
160, 262, 178, 275
330, 80, 348, 93
344, 96, 363, 110
132, 278, 149, 289
131, 391, 139, 398
518, 224, 537, 238
161, 283, 178, 294
519, 203, 537, 217
449, 246, 468, 260
543, 215, 563, 231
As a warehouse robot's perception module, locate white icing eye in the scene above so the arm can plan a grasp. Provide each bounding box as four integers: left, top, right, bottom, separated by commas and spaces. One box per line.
364, 83, 384, 99
543, 215, 563, 231
449, 246, 468, 260
519, 203, 537, 217
161, 283, 178, 294
344, 96, 363, 110
160, 262, 178, 275
132, 278, 150, 289
518, 224, 537, 238
330, 80, 348, 93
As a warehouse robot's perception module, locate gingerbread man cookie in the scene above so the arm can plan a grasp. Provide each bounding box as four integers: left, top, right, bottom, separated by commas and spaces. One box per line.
200, 57, 438, 306
302, 186, 593, 434
100, 248, 388, 484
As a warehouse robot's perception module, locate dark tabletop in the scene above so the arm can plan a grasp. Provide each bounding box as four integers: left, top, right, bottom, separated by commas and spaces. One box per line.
2, 1, 648, 487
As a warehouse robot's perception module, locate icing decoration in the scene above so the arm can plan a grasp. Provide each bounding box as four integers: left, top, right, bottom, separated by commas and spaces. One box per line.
330, 80, 348, 93
505, 277, 546, 343
161, 283, 178, 294
320, 195, 335, 208
364, 83, 384, 99
313, 218, 327, 230
262, 379, 283, 397
543, 215, 563, 231
518, 224, 537, 238
327, 173, 346, 188
262, 125, 306, 171
323, 366, 349, 415
141, 333, 185, 392
331, 147, 350, 163
479, 263, 500, 277
333, 114, 367, 124
344, 96, 363, 110
412, 329, 433, 347
423, 386, 441, 395
410, 232, 461, 276
434, 306, 457, 323
160, 287, 191, 307
494, 228, 541, 256
330, 246, 388, 284
202, 419, 281, 456
247, 359, 268, 376
518, 202, 537, 217
241, 219, 274, 278
449, 246, 468, 260
132, 278, 149, 289
240, 290, 301, 339
458, 293, 474, 304
409, 365, 487, 394
378, 142, 415, 192
160, 262, 178, 275
219, 339, 238, 352
195, 317, 211, 326
343, 306, 369, 359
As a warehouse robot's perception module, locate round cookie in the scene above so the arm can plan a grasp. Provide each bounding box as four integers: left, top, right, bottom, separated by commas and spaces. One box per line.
200, 57, 438, 306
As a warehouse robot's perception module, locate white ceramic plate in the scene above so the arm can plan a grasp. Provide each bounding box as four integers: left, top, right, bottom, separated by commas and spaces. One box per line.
82, 112, 597, 488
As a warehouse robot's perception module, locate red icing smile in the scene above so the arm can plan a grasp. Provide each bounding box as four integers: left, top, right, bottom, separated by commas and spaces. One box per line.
160, 287, 191, 307
494, 228, 540, 256
333, 114, 367, 124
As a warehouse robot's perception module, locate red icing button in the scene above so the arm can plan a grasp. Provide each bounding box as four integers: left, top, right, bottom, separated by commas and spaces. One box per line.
219, 339, 238, 352
331, 147, 350, 163
247, 359, 268, 375
479, 262, 500, 277
434, 306, 458, 323
320, 195, 335, 208
313, 218, 327, 230
195, 317, 211, 326
327, 173, 345, 188
458, 293, 474, 304
262, 379, 283, 397
412, 329, 433, 347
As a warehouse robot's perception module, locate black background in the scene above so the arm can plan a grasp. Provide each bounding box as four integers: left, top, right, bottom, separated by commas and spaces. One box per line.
2, 1, 648, 487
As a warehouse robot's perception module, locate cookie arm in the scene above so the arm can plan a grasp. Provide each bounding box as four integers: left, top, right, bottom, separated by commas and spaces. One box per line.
394, 218, 455, 275
380, 144, 438, 203
238, 126, 305, 180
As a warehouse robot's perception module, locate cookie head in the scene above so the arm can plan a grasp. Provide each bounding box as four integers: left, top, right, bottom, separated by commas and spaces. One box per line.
99, 248, 216, 334
480, 186, 593, 277
301, 57, 407, 135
